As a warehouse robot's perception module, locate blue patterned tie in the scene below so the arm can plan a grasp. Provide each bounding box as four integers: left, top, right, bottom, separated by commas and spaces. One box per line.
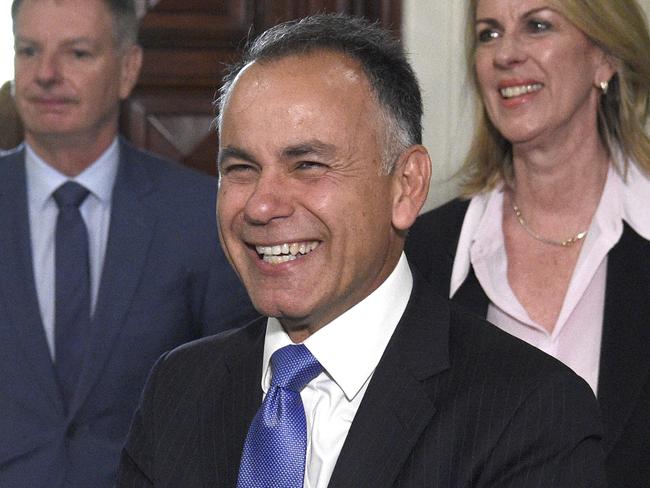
53, 181, 90, 410
237, 344, 322, 488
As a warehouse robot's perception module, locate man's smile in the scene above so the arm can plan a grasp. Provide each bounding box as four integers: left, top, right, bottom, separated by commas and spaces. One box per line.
255, 241, 320, 264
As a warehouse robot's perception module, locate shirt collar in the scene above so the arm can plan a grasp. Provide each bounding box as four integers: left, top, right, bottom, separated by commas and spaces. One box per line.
262, 252, 413, 401
25, 138, 120, 208
449, 190, 500, 298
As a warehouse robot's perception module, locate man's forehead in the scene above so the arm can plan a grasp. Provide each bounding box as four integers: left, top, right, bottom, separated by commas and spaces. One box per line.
15, 0, 113, 24
223, 52, 372, 122
238, 51, 367, 92
14, 0, 116, 42
217, 48, 383, 152
17, 0, 111, 8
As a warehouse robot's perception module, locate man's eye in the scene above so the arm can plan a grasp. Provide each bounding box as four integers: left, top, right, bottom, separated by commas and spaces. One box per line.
224, 164, 254, 173
220, 164, 259, 181
71, 49, 92, 59
15, 46, 36, 57
477, 28, 500, 43
296, 161, 326, 171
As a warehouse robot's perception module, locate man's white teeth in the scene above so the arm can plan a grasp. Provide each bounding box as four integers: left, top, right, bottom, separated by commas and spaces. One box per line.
264, 254, 297, 264
500, 83, 542, 98
256, 241, 319, 263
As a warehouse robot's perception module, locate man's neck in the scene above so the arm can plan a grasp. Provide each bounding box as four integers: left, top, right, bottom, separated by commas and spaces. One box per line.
25, 131, 118, 177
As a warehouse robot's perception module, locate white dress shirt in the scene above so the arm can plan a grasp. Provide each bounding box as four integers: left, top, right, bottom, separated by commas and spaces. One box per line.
25, 139, 120, 359
261, 253, 413, 488
450, 160, 650, 394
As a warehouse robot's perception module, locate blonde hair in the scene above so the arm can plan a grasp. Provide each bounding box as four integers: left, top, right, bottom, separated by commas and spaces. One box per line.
460, 0, 650, 196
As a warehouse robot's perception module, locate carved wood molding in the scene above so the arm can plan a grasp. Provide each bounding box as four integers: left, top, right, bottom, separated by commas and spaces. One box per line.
135, 0, 160, 19
124, 1, 402, 173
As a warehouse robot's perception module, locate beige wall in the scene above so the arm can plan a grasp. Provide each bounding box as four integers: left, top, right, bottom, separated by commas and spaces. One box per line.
404, 0, 650, 212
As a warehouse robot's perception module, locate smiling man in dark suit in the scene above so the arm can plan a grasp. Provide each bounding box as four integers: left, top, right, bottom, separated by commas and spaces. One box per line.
0, 1, 255, 487
118, 14, 606, 487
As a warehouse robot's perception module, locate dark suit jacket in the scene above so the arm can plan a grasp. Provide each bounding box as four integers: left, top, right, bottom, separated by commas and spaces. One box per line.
0, 140, 257, 488
117, 272, 605, 487
406, 198, 650, 487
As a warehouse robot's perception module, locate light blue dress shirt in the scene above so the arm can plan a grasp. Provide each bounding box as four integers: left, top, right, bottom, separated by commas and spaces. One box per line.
25, 139, 120, 359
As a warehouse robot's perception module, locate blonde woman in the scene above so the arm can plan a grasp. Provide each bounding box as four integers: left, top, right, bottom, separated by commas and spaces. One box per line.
407, 0, 650, 485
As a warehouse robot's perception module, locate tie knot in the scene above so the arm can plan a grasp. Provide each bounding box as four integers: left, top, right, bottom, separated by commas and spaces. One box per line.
53, 181, 89, 209
270, 344, 322, 392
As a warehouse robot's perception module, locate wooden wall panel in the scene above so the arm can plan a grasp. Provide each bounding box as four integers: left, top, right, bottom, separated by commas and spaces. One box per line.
255, 0, 401, 33
139, 0, 252, 48
122, 89, 219, 175
138, 48, 237, 87
121, 0, 402, 175
0, 81, 23, 150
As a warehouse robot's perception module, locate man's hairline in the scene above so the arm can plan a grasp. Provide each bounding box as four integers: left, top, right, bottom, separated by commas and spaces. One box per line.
216, 52, 407, 175
11, 0, 138, 52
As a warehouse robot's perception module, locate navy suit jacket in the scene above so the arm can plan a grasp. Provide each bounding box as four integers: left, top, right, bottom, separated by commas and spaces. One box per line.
0, 139, 257, 488
117, 272, 606, 487
406, 198, 650, 487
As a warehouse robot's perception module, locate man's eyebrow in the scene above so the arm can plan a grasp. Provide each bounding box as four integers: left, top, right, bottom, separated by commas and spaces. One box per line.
282, 141, 336, 159
217, 141, 336, 168
62, 38, 99, 47
15, 35, 97, 46
217, 146, 257, 167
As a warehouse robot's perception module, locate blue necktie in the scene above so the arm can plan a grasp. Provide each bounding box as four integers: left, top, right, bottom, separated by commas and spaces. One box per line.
237, 344, 323, 488
53, 181, 90, 410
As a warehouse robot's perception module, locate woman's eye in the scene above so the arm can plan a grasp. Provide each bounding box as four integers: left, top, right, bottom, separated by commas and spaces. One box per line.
527, 19, 551, 33
477, 28, 500, 43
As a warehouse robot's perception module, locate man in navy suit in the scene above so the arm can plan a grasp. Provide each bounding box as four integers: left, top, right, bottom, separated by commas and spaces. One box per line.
118, 14, 606, 487
0, 0, 256, 487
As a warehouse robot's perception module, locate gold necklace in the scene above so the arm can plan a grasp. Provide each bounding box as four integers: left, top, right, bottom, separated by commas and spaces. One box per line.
511, 202, 588, 247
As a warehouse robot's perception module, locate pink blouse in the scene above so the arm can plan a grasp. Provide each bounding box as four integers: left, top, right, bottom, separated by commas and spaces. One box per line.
450, 161, 650, 394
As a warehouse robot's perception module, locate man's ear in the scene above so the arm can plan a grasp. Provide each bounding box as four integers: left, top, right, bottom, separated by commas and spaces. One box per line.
119, 44, 143, 100
391, 145, 431, 231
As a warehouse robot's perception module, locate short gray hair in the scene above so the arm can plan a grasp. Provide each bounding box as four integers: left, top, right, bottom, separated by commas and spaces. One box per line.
215, 14, 422, 174
12, 0, 139, 50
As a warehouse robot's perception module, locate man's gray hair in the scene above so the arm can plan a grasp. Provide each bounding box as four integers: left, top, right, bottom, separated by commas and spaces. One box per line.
215, 14, 423, 175
12, 0, 139, 49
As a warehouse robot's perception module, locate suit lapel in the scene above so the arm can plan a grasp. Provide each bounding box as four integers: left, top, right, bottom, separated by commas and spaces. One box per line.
410, 199, 489, 317
328, 275, 451, 488
68, 141, 156, 416
453, 266, 489, 317
203, 321, 266, 487
0, 149, 63, 412
597, 223, 650, 453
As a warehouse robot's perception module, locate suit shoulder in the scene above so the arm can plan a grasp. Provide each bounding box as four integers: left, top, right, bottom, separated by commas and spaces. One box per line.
122, 140, 216, 195
408, 198, 469, 243
151, 317, 265, 386
406, 198, 469, 286
0, 145, 24, 164
447, 303, 594, 396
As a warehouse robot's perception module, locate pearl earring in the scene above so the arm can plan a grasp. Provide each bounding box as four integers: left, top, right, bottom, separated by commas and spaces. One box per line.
599, 80, 609, 95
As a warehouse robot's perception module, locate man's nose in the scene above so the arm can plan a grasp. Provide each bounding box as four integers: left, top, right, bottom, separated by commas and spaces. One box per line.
243, 172, 295, 225
35, 52, 63, 88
